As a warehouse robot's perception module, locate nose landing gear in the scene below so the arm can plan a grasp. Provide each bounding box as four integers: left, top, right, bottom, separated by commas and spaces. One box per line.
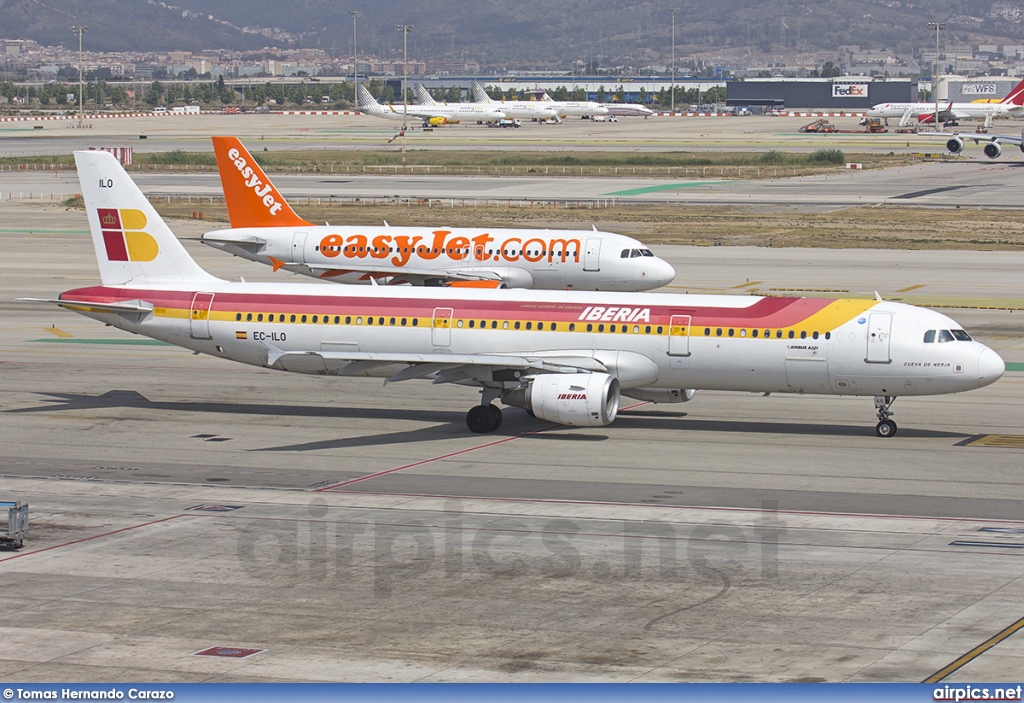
874, 395, 897, 437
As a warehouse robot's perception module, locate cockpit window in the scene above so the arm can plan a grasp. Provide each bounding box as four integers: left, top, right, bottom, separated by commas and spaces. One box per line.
620, 249, 630, 258
923, 330, 935, 343
639, 249, 654, 257
951, 329, 972, 341
937, 330, 955, 343
631, 249, 643, 258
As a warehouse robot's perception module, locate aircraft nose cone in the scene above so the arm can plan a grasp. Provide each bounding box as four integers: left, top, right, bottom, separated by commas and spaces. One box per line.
651, 259, 676, 288
977, 347, 1006, 385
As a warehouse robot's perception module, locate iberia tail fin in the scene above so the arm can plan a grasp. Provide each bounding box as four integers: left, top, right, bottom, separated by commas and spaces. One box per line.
211, 136, 312, 229
74, 150, 220, 287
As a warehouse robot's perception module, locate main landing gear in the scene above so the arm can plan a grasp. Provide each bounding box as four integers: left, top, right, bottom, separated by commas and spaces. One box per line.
466, 388, 503, 433
466, 404, 503, 433
874, 395, 897, 437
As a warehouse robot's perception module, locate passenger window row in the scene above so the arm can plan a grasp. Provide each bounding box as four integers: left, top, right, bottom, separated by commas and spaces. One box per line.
231, 312, 836, 341
703, 327, 831, 340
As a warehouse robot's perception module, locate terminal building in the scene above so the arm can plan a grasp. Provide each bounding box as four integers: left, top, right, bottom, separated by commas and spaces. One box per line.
725, 77, 917, 110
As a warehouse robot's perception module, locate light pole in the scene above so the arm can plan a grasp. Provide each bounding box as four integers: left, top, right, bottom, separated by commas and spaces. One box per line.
669, 8, 678, 113
928, 21, 947, 127
396, 24, 413, 168
71, 25, 87, 127
396, 24, 413, 127
349, 10, 361, 98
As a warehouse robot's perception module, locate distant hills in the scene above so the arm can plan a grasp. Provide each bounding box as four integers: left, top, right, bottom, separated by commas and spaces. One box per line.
2, 0, 1022, 69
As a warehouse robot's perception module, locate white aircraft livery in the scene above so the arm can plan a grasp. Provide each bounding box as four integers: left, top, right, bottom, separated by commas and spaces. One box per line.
26, 150, 1005, 436
201, 136, 675, 291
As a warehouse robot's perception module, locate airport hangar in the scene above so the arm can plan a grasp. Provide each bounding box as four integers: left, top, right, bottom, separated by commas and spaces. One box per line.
724, 77, 916, 110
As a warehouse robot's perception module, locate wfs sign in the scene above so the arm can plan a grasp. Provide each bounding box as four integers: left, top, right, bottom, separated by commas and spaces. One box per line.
963, 84, 998, 96
832, 83, 868, 98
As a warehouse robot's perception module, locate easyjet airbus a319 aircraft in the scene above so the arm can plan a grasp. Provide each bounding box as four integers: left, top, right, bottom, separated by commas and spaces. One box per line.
23, 151, 1005, 436
201, 137, 676, 291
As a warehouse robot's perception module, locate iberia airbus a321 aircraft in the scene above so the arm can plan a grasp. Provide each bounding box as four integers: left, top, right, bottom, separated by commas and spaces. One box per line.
201, 137, 675, 291
25, 151, 1005, 436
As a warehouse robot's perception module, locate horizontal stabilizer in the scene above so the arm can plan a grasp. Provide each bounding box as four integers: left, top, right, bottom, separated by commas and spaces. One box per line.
19, 297, 154, 314
200, 234, 267, 247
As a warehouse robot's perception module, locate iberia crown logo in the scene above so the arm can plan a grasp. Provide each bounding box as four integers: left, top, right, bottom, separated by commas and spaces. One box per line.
97, 208, 159, 262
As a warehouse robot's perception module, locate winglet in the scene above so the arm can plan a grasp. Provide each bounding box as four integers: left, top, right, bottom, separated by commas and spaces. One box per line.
211, 136, 312, 229
269, 255, 286, 272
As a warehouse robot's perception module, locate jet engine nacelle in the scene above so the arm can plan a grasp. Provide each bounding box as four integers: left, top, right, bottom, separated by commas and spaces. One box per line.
622, 388, 696, 403
945, 136, 964, 154
983, 141, 1003, 159
428, 116, 449, 126
502, 373, 620, 427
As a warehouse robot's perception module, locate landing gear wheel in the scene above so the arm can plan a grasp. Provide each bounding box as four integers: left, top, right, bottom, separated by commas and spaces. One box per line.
873, 395, 897, 438
467, 404, 502, 433
875, 420, 897, 438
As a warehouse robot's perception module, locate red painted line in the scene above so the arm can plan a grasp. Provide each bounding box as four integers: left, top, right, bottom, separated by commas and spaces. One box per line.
314, 426, 558, 491
315, 401, 650, 492
0, 514, 186, 563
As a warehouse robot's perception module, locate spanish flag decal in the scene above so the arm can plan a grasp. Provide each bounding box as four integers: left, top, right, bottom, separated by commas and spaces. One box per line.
98, 208, 159, 262
235, 331, 247, 340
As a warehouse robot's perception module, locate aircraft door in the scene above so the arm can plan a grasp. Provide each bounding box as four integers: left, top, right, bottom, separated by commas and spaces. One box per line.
189, 292, 215, 340
432, 307, 453, 347
668, 315, 691, 357
583, 239, 601, 271
866, 313, 893, 364
291, 231, 307, 264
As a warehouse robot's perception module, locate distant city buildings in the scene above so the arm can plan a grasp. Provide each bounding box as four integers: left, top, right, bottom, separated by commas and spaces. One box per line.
0, 35, 1021, 86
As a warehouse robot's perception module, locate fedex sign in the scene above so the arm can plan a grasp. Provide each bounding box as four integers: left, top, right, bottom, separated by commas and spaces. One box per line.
832, 83, 867, 98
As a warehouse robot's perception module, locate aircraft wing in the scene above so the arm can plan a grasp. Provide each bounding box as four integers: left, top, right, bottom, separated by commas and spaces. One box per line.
265, 347, 608, 383
967, 131, 1020, 146
298, 261, 505, 286
920, 129, 1024, 158
920, 130, 1022, 144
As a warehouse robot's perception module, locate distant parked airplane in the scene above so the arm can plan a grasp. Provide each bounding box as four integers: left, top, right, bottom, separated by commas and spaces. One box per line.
357, 83, 504, 125
467, 82, 562, 122
526, 88, 609, 118
866, 78, 1024, 128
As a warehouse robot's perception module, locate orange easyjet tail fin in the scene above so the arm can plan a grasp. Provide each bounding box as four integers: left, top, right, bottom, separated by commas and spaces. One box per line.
212, 136, 312, 228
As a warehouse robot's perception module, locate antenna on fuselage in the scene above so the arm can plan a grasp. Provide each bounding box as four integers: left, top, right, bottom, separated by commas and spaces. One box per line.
875, 291, 883, 301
